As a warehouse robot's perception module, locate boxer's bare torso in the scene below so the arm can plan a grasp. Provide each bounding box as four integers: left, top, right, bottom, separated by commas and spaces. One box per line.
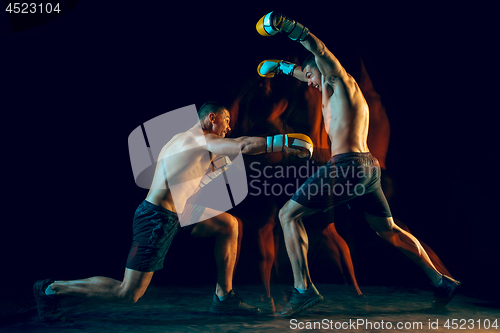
298, 33, 370, 157
145, 109, 268, 213
146, 124, 214, 213
320, 72, 369, 156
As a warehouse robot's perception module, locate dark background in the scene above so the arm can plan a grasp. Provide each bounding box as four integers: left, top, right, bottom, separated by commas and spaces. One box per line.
2, 2, 498, 303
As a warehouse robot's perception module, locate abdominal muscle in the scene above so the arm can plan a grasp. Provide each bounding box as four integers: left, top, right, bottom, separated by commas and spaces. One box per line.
146, 163, 207, 214
145, 132, 212, 213
322, 75, 370, 156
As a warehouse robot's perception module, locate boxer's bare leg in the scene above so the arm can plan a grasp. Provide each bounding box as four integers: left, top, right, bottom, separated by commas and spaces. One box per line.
322, 223, 363, 296
193, 209, 261, 314
364, 213, 443, 285
49, 269, 153, 303
34, 269, 154, 322
191, 209, 238, 297
278, 200, 320, 290
257, 217, 277, 298
277, 199, 324, 316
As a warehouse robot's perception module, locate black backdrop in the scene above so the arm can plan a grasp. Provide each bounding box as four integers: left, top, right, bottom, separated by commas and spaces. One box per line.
2, 2, 498, 302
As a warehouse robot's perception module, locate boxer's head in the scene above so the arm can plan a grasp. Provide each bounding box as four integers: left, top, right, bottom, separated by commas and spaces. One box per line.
198, 101, 231, 137
301, 54, 322, 92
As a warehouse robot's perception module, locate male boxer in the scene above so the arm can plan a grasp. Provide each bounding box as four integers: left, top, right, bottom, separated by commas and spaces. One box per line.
256, 12, 460, 316
33, 101, 313, 321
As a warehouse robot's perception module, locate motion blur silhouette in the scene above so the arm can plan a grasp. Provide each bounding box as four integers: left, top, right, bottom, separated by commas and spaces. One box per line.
227, 55, 452, 301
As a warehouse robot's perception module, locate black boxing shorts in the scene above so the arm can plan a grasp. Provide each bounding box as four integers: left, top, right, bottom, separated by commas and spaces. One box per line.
291, 152, 392, 217
126, 200, 181, 272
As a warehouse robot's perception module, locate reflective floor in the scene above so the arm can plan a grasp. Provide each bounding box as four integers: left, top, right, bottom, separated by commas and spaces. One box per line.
2, 283, 499, 332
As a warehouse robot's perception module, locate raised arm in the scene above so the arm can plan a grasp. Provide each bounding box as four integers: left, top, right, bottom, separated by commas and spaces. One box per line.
292, 66, 307, 82
256, 11, 348, 82
300, 32, 348, 82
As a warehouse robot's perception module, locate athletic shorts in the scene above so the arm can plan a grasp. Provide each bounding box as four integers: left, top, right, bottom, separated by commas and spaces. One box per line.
126, 200, 182, 272
291, 152, 392, 217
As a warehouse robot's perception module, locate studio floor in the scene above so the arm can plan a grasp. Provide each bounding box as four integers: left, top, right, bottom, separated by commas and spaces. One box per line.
1, 283, 498, 332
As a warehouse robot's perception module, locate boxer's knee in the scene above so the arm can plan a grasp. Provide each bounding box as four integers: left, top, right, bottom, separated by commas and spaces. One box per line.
224, 214, 239, 236
279, 200, 314, 227
279, 202, 295, 227
191, 212, 239, 238
112, 281, 147, 304
214, 213, 238, 237
118, 270, 153, 304
118, 287, 143, 304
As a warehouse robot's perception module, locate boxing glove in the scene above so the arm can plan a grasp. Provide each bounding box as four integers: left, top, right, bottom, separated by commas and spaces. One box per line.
256, 11, 309, 41
257, 59, 297, 78
266, 133, 314, 159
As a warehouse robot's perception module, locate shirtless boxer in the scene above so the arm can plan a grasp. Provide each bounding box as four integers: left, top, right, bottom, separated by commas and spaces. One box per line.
256, 12, 460, 316
33, 101, 313, 321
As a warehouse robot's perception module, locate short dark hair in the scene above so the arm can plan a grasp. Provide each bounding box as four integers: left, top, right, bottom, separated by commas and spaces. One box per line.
198, 101, 227, 120
301, 53, 318, 71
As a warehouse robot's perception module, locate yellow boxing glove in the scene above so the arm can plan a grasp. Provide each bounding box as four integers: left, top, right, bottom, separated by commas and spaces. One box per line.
257, 59, 297, 78
256, 11, 309, 41
266, 133, 313, 159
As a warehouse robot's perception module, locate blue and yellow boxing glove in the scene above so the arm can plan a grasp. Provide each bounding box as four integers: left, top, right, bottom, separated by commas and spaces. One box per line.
256, 11, 309, 41
257, 59, 297, 78
266, 133, 314, 159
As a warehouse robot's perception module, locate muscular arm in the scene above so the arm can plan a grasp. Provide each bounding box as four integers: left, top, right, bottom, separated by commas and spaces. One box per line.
292, 66, 307, 82
205, 134, 266, 155
300, 32, 348, 82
